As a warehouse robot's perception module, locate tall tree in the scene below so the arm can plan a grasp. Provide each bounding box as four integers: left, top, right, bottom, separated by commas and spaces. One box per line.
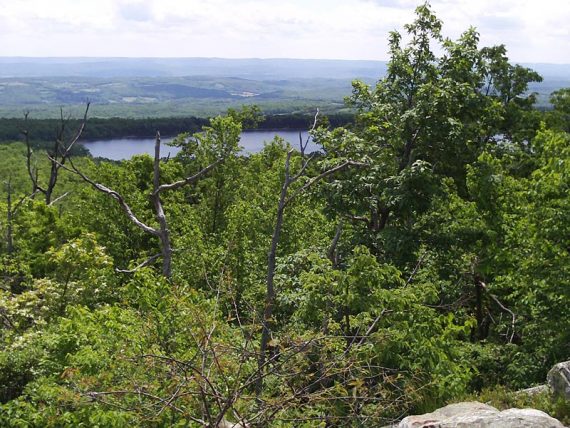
316, 3, 541, 259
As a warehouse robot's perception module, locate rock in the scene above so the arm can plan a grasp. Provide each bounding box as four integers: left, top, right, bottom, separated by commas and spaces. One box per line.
398, 402, 496, 427
495, 409, 566, 427
516, 384, 551, 397
398, 401, 565, 428
216, 420, 248, 428
547, 361, 570, 400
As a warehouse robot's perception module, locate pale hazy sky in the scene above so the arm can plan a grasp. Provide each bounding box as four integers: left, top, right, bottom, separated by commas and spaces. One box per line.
0, 0, 569, 63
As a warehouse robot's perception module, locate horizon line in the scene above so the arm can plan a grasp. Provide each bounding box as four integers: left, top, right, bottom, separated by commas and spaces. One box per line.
0, 56, 569, 66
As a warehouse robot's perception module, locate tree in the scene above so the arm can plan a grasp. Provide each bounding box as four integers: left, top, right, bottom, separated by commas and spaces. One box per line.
23, 105, 90, 205
61, 128, 231, 278
549, 88, 570, 132
315, 3, 541, 261
255, 112, 367, 397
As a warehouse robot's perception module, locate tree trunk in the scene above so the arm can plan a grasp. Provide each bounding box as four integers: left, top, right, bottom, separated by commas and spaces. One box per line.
152, 133, 173, 278
474, 276, 486, 340
6, 180, 14, 255
255, 152, 291, 398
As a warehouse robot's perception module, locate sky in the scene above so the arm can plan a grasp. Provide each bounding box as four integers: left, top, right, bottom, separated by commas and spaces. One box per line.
0, 0, 568, 63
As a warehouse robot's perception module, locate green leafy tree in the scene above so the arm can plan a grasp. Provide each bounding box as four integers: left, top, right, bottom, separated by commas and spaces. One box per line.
315, 3, 541, 265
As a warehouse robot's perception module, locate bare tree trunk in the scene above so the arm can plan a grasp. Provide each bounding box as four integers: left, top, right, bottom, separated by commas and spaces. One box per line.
211, 175, 224, 234
60, 130, 221, 278
44, 137, 61, 205
475, 275, 485, 340
151, 133, 173, 278
255, 151, 292, 397
22, 113, 39, 197
254, 112, 367, 398
327, 219, 343, 267
23, 104, 90, 205
322, 219, 344, 335
5, 179, 14, 255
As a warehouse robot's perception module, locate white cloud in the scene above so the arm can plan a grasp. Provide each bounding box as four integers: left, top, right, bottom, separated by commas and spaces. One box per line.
0, 0, 568, 62
118, 1, 155, 22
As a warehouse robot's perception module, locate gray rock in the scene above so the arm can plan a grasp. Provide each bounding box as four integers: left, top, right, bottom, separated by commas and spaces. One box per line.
216, 420, 248, 428
516, 384, 551, 397
398, 401, 565, 428
398, 402, 496, 427
547, 361, 570, 400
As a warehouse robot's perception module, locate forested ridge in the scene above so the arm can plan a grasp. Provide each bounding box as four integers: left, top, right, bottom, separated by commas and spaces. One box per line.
1, 5, 570, 427
0, 113, 353, 151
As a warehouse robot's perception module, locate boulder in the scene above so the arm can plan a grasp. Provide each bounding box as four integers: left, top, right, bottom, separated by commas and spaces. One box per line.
547, 361, 570, 400
516, 384, 551, 397
398, 401, 565, 428
216, 420, 248, 428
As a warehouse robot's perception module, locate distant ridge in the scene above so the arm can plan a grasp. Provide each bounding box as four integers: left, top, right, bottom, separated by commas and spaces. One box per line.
0, 57, 389, 80
0, 58, 567, 119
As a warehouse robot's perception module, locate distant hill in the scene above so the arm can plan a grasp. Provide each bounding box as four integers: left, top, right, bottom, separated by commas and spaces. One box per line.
0, 57, 388, 80
1, 57, 568, 81
0, 58, 567, 118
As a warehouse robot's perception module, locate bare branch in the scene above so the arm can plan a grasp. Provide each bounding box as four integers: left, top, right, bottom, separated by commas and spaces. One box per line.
357, 309, 388, 346
47, 191, 72, 206
153, 131, 162, 192
404, 251, 428, 287
290, 152, 316, 183
256, 149, 293, 398
327, 219, 344, 266
149, 132, 174, 277
22, 103, 90, 204
84, 390, 206, 425
22, 111, 39, 195
12, 190, 39, 215
60, 102, 90, 158
479, 281, 517, 343
285, 160, 368, 206
56, 128, 220, 278
156, 158, 222, 194
56, 156, 160, 237
116, 253, 162, 274
298, 108, 319, 156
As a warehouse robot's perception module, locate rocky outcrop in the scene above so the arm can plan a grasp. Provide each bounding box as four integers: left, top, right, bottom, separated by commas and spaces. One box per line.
398, 401, 565, 428
547, 361, 570, 400
516, 384, 551, 397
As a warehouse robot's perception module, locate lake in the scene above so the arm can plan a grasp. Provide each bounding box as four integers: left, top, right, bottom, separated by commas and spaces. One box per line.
82, 130, 317, 160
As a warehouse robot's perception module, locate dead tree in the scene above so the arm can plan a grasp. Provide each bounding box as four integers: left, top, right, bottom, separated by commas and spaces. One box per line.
255, 111, 368, 397
59, 132, 220, 278
22, 104, 90, 205
5, 179, 14, 255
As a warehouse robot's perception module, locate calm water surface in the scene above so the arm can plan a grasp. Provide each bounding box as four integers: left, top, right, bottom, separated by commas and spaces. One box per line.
83, 130, 317, 160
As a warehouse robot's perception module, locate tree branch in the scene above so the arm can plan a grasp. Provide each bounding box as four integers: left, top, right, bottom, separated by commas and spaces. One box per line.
156, 159, 222, 194
56, 157, 160, 237
47, 191, 72, 206
116, 253, 162, 274
60, 102, 90, 159
404, 251, 428, 287
327, 219, 344, 266
479, 281, 517, 343
285, 160, 368, 206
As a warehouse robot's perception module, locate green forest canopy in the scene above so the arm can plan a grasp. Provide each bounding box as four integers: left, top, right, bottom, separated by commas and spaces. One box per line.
0, 4, 569, 427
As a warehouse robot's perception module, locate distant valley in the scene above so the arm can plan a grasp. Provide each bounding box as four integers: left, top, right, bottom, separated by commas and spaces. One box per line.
0, 57, 568, 118
0, 75, 358, 119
